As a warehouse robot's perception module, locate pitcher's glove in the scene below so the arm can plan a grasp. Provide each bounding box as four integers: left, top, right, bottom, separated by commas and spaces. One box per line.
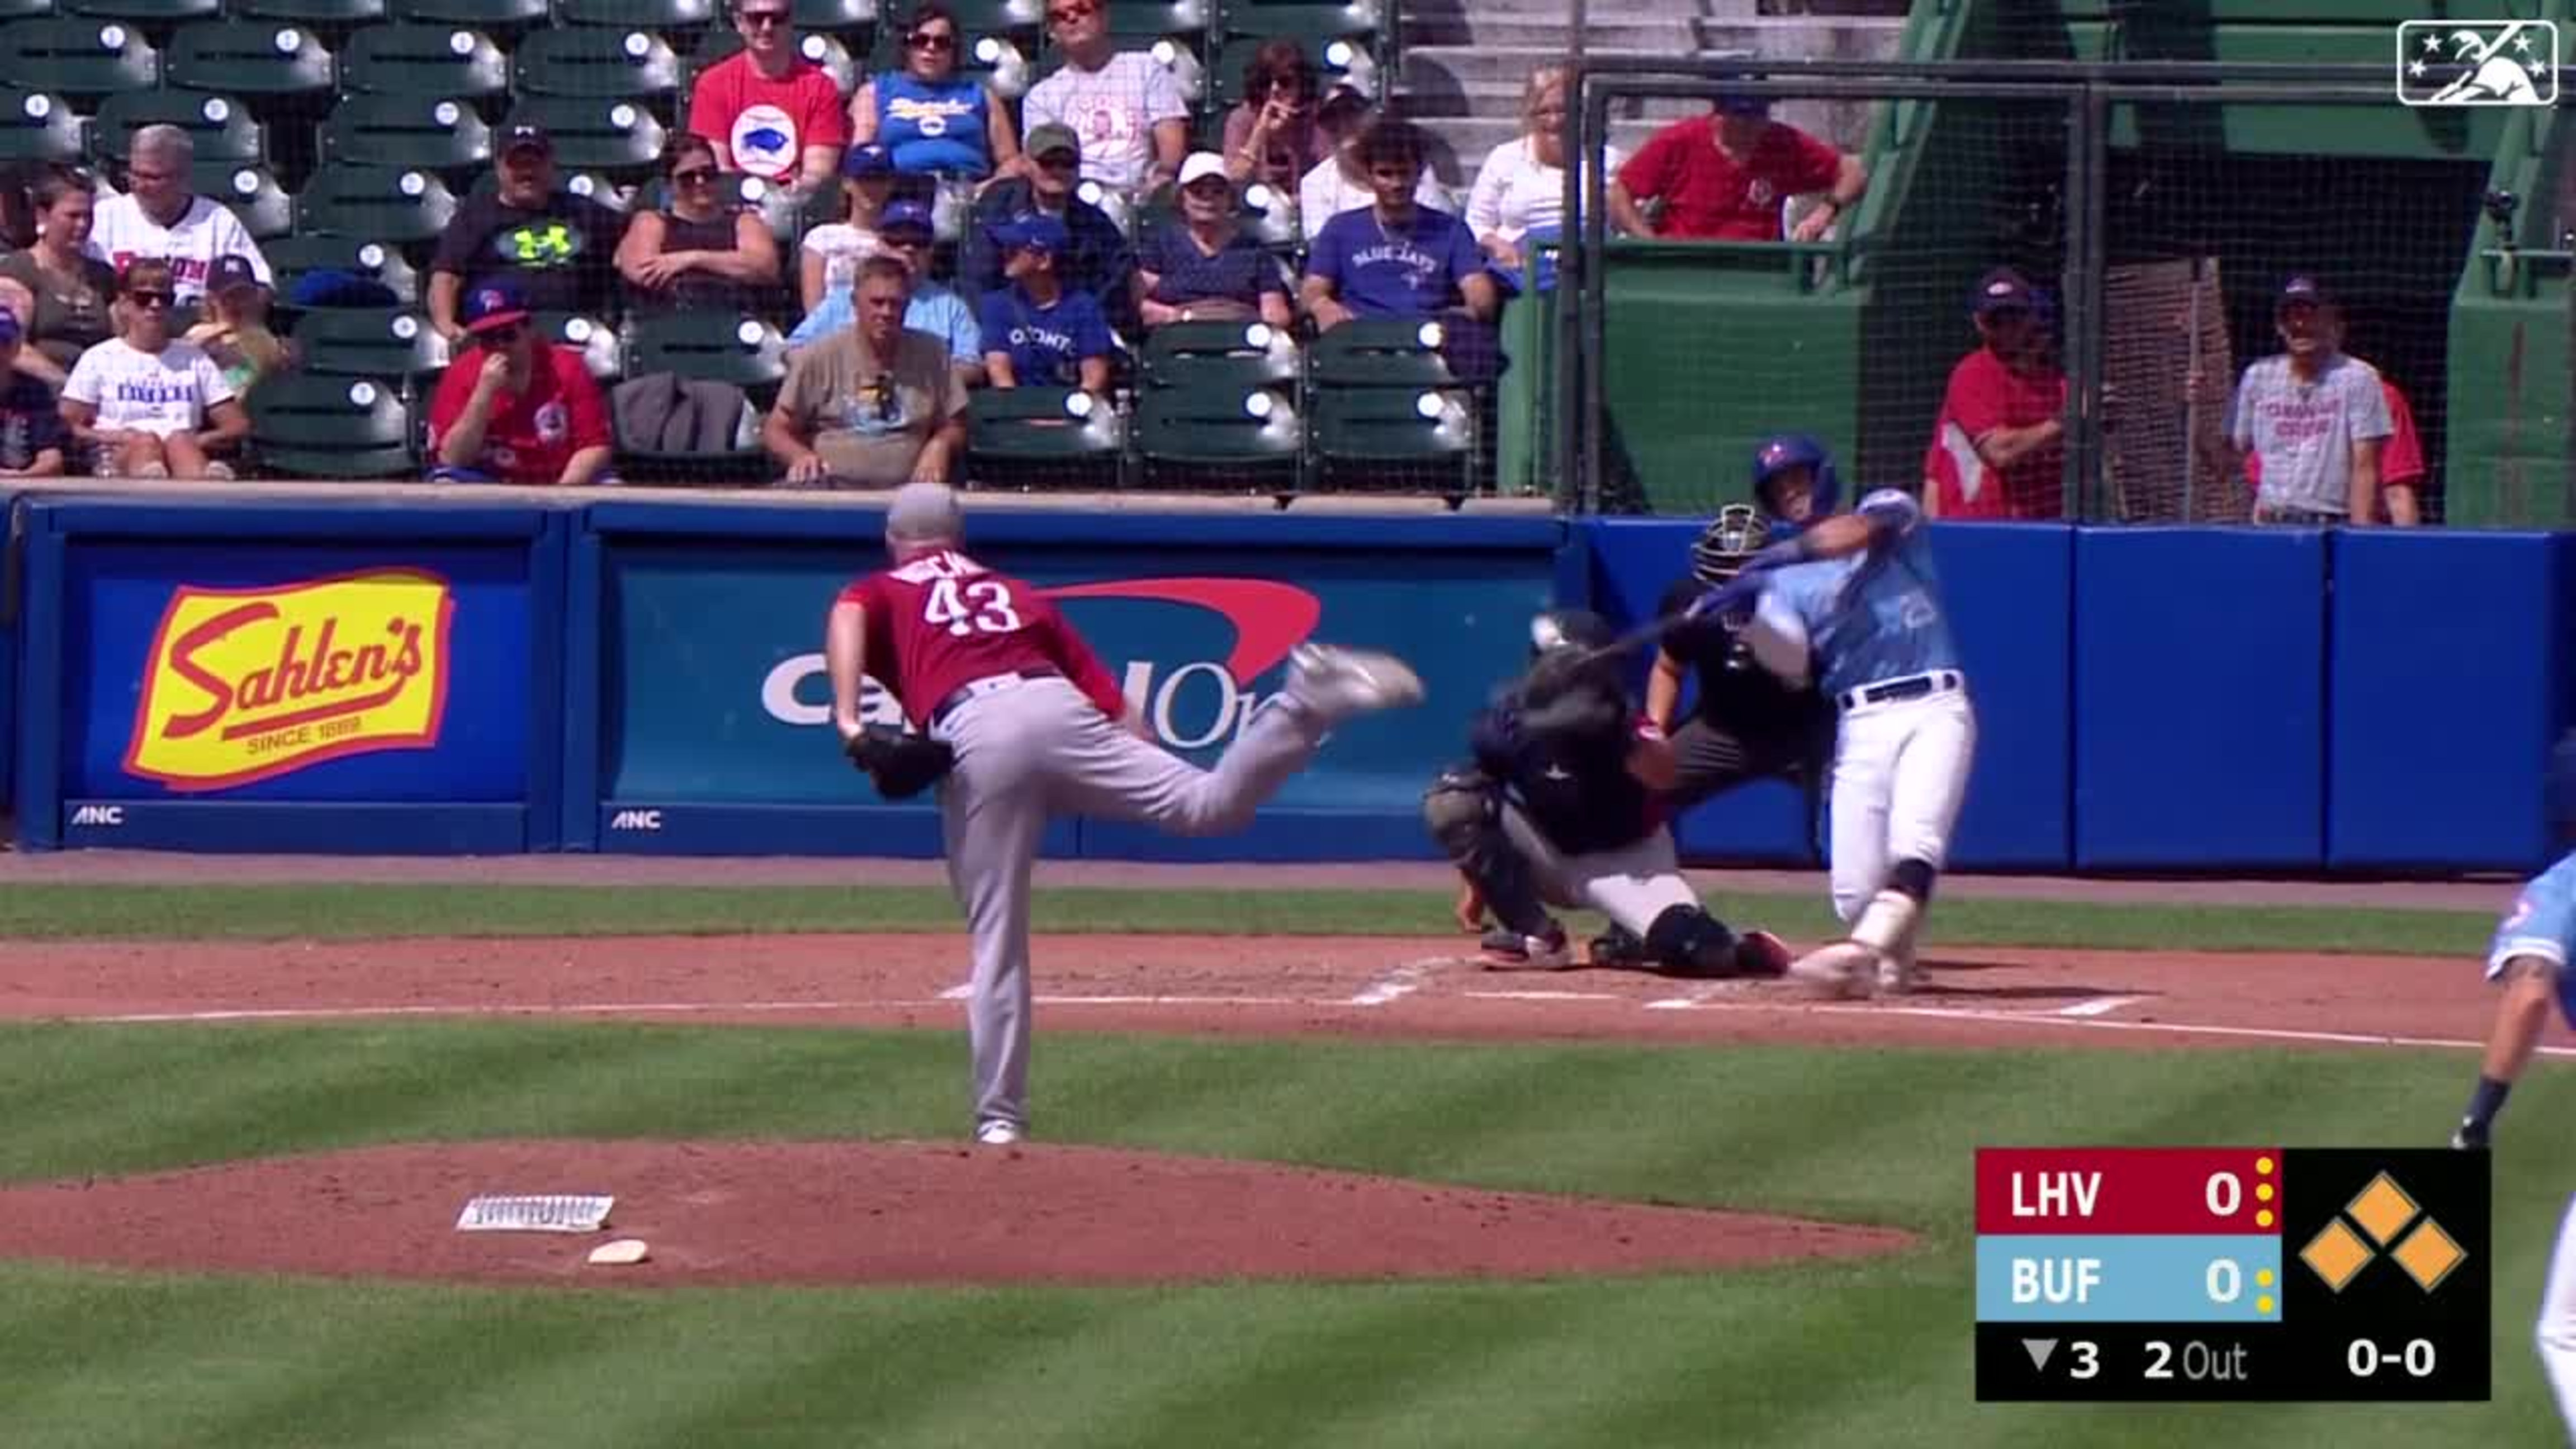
845, 725, 956, 800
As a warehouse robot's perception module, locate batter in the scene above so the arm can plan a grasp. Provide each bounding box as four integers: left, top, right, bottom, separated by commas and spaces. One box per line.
825, 483, 1426, 1145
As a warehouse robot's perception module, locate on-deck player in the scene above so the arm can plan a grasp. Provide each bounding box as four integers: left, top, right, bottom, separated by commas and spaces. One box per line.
1693, 437, 1976, 997
825, 484, 1426, 1147
2450, 731, 2576, 1439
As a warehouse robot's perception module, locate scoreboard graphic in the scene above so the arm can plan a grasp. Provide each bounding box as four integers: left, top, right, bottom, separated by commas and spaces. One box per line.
1973, 1148, 2490, 1401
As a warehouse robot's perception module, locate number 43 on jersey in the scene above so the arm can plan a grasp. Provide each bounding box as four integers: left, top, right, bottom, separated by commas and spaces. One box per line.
925, 577, 1024, 637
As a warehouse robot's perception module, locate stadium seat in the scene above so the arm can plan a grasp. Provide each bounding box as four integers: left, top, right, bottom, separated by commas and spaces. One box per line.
0, 89, 85, 164
1208, 30, 1374, 107
1132, 380, 1299, 490
786, 0, 874, 35
385, 0, 544, 37
623, 311, 787, 392
1305, 316, 1456, 387
0, 0, 56, 21
552, 0, 716, 29
498, 96, 668, 179
295, 163, 463, 245
965, 386, 1124, 482
163, 22, 335, 100
1308, 383, 1471, 494
531, 310, 621, 380
91, 89, 265, 167
191, 160, 293, 238
321, 93, 494, 177
1139, 318, 1297, 392
918, 0, 1036, 35
1105, 0, 1204, 37
690, 27, 855, 98
230, 0, 388, 28
1218, 0, 1379, 37
60, 0, 219, 24
337, 23, 508, 100
266, 233, 422, 306
246, 370, 415, 477
292, 305, 452, 378
0, 19, 160, 101
513, 26, 683, 102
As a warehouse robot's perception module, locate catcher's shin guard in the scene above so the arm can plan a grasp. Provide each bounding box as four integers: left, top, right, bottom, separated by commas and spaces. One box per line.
1422, 769, 1554, 937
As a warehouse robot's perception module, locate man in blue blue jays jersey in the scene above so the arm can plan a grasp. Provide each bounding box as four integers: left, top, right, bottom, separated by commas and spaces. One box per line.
1694, 435, 1976, 996
2454, 731, 2576, 1436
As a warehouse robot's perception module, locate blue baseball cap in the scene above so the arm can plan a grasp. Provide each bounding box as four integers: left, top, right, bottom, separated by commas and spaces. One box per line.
1714, 90, 1772, 119
463, 277, 532, 335
1972, 266, 2037, 316
841, 143, 893, 179
2277, 274, 2332, 309
880, 199, 935, 239
996, 212, 1068, 255
0, 306, 22, 343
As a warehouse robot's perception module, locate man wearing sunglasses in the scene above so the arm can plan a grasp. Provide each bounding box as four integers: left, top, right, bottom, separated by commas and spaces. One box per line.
429, 124, 628, 347
1017, 0, 1188, 196
424, 280, 613, 486
688, 0, 849, 197
959, 122, 1137, 337
59, 258, 247, 480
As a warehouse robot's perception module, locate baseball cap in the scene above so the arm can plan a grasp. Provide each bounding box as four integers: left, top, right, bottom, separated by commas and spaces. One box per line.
841, 143, 894, 179
885, 481, 964, 545
1317, 82, 1369, 115
2277, 273, 2331, 309
1713, 89, 1773, 119
501, 122, 552, 157
1176, 151, 1231, 190
1971, 266, 2036, 315
0, 307, 23, 344
1025, 122, 1080, 160
207, 255, 262, 298
463, 277, 532, 335
880, 199, 935, 239
997, 211, 1068, 255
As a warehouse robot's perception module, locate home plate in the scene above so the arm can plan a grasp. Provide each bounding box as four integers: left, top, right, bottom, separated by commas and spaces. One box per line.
588, 1238, 652, 1266
455, 1194, 615, 1233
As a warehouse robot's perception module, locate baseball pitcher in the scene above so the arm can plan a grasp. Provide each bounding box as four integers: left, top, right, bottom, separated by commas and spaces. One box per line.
826, 483, 1426, 1146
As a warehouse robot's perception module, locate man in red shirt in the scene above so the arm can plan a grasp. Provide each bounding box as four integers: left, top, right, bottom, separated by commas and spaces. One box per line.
1922, 266, 2069, 520
688, 0, 849, 197
825, 482, 1427, 1146
425, 279, 614, 485
1610, 93, 1867, 242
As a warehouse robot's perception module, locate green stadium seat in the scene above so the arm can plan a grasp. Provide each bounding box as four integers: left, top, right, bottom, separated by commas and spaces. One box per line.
965, 385, 1124, 475
0, 20, 160, 100
292, 304, 452, 378
1207, 31, 1374, 108
908, 0, 1036, 35
0, 0, 56, 21
337, 23, 507, 100
623, 311, 787, 392
1308, 383, 1471, 493
552, 0, 716, 29
498, 96, 668, 179
787, 0, 874, 35
0, 88, 85, 164
60, 0, 218, 25
1107, 0, 1204, 39
296, 162, 463, 245
513, 26, 683, 102
1133, 379, 1299, 489
1139, 318, 1296, 391
230, 0, 387, 29
266, 232, 422, 305
247, 370, 415, 477
191, 160, 293, 238
321, 94, 493, 177
1305, 316, 1455, 387
163, 22, 335, 100
531, 310, 621, 380
1218, 0, 1379, 38
385, 0, 544, 36
91, 89, 264, 167
690, 26, 855, 97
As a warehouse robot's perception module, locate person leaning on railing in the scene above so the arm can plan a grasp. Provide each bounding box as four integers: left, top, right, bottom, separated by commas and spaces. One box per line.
1608, 91, 1865, 243
765, 252, 967, 487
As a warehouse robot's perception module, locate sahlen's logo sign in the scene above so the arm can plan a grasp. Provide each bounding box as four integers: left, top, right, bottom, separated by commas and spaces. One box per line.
125, 570, 456, 792
2398, 20, 2559, 107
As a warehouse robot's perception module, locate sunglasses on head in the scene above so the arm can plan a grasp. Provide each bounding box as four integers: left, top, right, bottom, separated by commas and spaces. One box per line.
907, 30, 954, 48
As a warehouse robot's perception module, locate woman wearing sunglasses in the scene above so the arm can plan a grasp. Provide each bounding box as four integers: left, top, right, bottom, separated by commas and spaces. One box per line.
1220, 40, 1330, 191
849, 3, 1020, 184
58, 258, 248, 480
615, 135, 784, 318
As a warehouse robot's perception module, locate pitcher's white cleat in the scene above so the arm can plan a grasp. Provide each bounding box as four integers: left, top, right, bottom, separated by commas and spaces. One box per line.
1786, 941, 1878, 1000
974, 1121, 1023, 1147
1286, 643, 1425, 720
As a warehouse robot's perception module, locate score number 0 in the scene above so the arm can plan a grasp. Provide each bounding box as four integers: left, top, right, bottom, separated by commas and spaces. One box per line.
2348, 1339, 2440, 1378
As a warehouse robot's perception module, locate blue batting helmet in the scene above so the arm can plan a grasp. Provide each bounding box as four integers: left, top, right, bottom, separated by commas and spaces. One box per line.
1749, 433, 1841, 522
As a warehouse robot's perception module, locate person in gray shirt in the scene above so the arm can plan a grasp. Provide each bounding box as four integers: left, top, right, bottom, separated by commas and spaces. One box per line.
2225, 274, 2393, 525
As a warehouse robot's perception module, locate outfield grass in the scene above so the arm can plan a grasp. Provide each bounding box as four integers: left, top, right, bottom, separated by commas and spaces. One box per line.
0, 1020, 2562, 1447
0, 882, 2503, 956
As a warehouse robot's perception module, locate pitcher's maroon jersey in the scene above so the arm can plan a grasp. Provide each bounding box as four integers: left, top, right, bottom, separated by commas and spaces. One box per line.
835, 549, 1128, 727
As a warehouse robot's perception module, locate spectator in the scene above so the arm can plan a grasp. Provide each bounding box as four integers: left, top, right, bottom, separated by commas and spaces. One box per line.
688, 0, 849, 197
1301, 120, 1495, 332
1221, 40, 1331, 191
59, 259, 247, 480
1134, 151, 1292, 329
979, 214, 1112, 393
616, 135, 784, 318
1610, 93, 1865, 242
182, 256, 288, 399
960, 124, 1136, 335
0, 165, 117, 390
1467, 65, 1625, 271
1017, 0, 1187, 196
849, 2, 1020, 184
88, 126, 274, 306
801, 142, 897, 312
1299, 89, 1446, 240
766, 252, 967, 486
0, 310, 67, 477
788, 200, 983, 385
2243, 352, 2427, 527
1922, 266, 2068, 520
2226, 275, 2393, 527
424, 279, 615, 486
428, 124, 628, 345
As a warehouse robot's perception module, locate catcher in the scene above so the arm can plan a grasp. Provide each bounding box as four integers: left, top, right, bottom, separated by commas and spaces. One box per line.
1420, 608, 1791, 978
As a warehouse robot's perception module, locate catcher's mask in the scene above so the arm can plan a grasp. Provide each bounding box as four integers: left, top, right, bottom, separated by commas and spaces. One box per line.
1749, 432, 1841, 523
1690, 503, 1770, 584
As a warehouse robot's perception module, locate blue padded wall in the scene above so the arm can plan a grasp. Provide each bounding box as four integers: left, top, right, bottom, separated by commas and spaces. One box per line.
1924, 523, 2072, 870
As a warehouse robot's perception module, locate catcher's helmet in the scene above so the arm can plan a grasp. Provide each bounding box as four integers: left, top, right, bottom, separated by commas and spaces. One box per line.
1530, 608, 1616, 659
1749, 433, 1841, 521
1690, 503, 1770, 584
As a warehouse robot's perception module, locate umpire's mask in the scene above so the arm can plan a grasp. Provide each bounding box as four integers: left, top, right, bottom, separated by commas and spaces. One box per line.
1690, 504, 1770, 584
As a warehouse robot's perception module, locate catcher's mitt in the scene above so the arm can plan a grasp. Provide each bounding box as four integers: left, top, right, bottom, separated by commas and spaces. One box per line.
844, 725, 956, 800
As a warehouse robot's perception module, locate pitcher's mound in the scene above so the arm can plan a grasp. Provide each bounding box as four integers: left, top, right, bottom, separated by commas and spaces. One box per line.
0, 1139, 1914, 1286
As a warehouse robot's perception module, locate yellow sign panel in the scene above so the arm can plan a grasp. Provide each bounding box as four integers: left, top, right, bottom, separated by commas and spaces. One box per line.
124, 570, 456, 792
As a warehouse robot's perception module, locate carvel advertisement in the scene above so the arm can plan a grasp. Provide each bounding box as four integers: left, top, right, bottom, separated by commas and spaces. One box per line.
586, 518, 1564, 858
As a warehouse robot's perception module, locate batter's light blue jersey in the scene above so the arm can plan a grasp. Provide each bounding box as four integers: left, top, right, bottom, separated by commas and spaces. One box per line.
2489, 851, 2576, 1031
1760, 489, 1963, 700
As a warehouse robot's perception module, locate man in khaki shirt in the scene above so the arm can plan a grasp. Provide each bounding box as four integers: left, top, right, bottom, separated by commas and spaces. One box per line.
766, 252, 968, 485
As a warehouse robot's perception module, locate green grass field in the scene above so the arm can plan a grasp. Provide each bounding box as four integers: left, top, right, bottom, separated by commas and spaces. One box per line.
0, 886, 2558, 1448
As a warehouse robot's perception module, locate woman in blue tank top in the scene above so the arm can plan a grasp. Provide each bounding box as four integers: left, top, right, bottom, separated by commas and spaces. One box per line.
849, 2, 1020, 180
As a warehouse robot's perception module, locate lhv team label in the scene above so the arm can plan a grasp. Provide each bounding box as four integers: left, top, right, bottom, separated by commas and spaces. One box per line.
1972, 1147, 2491, 1403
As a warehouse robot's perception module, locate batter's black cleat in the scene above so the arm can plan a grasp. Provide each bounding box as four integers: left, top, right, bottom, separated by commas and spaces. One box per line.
1734, 930, 1793, 978
1587, 925, 1648, 968
1481, 922, 1573, 969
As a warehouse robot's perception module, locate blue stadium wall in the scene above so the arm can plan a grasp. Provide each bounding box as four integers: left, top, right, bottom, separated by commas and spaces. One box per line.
6, 491, 2569, 874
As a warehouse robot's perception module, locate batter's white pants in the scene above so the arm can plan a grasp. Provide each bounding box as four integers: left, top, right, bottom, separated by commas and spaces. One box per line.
1826, 687, 1977, 926
2538, 1191, 2576, 1439
1496, 807, 1700, 939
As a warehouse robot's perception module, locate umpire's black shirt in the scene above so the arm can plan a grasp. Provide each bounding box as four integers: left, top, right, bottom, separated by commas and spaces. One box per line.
1657, 577, 1831, 751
